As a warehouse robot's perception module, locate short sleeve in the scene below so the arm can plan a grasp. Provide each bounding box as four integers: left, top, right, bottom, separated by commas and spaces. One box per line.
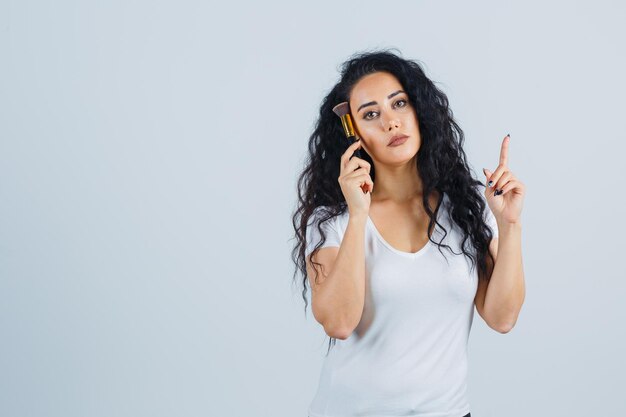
305, 207, 342, 259
482, 194, 499, 239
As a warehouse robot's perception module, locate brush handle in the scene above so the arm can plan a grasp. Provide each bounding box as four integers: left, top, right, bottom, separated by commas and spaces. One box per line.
347, 136, 363, 159
346, 136, 369, 194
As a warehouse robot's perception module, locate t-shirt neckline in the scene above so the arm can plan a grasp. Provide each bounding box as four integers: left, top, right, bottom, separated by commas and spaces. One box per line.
365, 193, 445, 259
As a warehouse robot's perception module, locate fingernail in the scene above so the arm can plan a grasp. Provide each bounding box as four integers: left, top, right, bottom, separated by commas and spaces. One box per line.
506, 133, 510, 138
494, 189, 503, 196
488, 180, 493, 187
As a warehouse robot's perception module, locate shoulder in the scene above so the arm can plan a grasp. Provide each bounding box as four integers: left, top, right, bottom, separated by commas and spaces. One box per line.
309, 205, 335, 223
309, 205, 349, 233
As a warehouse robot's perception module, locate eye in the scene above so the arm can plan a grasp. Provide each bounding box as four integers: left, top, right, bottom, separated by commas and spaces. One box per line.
363, 111, 377, 120
396, 98, 408, 107
363, 98, 409, 120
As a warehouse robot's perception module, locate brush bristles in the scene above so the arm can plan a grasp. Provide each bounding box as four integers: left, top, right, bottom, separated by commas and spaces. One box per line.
332, 101, 350, 117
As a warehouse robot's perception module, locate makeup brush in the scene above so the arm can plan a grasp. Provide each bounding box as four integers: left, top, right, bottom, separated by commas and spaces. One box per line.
332, 101, 364, 159
332, 101, 369, 194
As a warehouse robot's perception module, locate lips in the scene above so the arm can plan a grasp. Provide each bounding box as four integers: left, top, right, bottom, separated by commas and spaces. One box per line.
388, 134, 409, 146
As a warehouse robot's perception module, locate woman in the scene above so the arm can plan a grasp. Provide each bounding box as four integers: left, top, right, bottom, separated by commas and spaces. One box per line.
292, 49, 526, 417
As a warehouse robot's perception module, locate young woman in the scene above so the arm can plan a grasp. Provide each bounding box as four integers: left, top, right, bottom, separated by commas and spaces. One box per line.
292, 49, 526, 417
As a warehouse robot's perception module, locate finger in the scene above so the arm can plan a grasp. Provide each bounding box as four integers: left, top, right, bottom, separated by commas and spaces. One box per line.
500, 179, 523, 196
362, 175, 374, 194
340, 140, 363, 168
499, 134, 510, 167
344, 157, 371, 175
484, 165, 507, 189
493, 176, 512, 196
340, 142, 362, 173
361, 175, 374, 193
483, 168, 495, 188
493, 171, 513, 191
483, 167, 492, 187
347, 171, 373, 193
483, 167, 494, 188
339, 167, 370, 188
345, 167, 371, 180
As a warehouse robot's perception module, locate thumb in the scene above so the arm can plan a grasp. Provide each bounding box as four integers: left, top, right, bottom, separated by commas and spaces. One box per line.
482, 167, 494, 187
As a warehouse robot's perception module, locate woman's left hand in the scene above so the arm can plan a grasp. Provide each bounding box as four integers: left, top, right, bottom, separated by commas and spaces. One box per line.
482, 134, 526, 225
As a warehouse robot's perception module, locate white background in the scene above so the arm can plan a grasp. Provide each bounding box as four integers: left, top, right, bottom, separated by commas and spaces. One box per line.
1, 1, 625, 416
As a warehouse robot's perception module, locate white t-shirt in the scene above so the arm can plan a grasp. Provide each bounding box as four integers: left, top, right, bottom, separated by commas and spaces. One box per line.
305, 191, 498, 417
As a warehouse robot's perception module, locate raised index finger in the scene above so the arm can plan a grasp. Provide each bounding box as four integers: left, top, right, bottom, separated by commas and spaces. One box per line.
499, 134, 510, 166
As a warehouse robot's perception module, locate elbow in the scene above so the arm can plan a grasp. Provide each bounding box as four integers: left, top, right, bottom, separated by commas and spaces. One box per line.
333, 329, 353, 340
324, 322, 354, 340
496, 324, 512, 334
321, 310, 360, 341
493, 319, 516, 334
489, 306, 522, 334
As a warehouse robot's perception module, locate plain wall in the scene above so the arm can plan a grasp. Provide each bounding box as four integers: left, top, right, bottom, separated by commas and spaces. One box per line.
1, 1, 625, 416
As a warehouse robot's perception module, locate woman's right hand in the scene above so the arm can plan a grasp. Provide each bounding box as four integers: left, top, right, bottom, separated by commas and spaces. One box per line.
338, 140, 373, 217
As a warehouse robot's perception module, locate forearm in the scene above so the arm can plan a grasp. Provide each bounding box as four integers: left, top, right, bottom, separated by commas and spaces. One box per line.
320, 213, 367, 337
484, 221, 525, 332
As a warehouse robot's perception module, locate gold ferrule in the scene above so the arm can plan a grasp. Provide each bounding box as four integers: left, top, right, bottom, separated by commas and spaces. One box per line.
340, 114, 356, 138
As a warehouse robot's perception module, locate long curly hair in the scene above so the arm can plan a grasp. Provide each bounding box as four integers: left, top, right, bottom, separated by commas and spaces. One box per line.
290, 48, 496, 355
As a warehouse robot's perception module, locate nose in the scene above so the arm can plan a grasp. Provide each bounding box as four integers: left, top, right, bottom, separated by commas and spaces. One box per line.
383, 117, 400, 131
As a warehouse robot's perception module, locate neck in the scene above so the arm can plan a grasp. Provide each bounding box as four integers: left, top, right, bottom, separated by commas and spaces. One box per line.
370, 159, 424, 203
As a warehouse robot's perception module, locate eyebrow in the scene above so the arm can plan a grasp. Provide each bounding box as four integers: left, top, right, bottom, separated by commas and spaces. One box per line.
357, 90, 406, 113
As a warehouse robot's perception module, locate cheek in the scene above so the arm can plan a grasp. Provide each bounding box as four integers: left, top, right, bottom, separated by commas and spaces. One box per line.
406, 111, 419, 125
360, 137, 378, 156
355, 122, 375, 141
353, 119, 365, 136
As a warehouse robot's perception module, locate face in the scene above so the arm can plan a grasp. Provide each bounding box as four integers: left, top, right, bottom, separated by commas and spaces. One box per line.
348, 71, 421, 165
